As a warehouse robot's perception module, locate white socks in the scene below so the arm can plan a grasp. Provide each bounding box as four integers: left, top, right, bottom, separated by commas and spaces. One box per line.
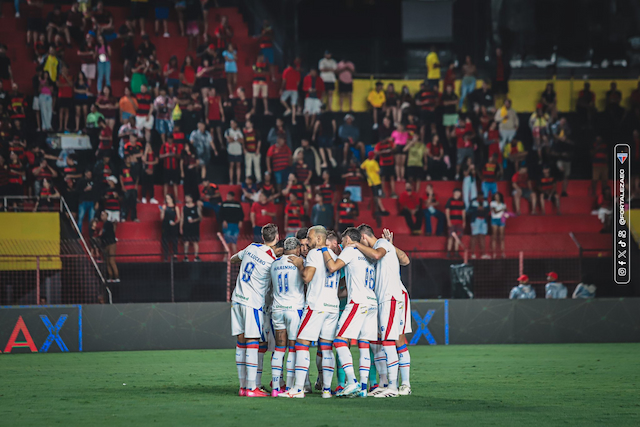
235, 341, 246, 389
320, 342, 335, 392
358, 340, 371, 390
397, 343, 411, 386
271, 345, 286, 391
245, 340, 259, 390
383, 341, 399, 390
293, 343, 310, 392
285, 345, 296, 389
372, 341, 388, 387
334, 338, 357, 384
257, 343, 267, 387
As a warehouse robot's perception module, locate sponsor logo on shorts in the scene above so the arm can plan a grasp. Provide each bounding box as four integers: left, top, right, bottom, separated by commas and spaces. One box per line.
323, 303, 339, 309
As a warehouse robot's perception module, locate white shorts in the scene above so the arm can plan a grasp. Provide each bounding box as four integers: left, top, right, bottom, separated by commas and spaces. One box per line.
106, 210, 120, 222
378, 298, 404, 342
296, 308, 339, 342
230, 302, 264, 339
263, 310, 276, 351
303, 98, 322, 115
81, 63, 97, 80
401, 291, 412, 334
272, 309, 304, 341
280, 90, 298, 106
335, 303, 378, 341
32, 96, 40, 111
136, 115, 154, 130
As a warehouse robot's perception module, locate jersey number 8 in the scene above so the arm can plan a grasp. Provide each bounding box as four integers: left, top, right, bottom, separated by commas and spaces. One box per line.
242, 262, 255, 282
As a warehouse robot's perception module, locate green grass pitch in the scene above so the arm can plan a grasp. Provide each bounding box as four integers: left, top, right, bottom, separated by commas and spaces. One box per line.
1, 344, 639, 426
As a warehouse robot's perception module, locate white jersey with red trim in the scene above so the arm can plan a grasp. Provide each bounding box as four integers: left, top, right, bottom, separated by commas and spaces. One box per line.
270, 256, 305, 311
231, 243, 276, 309
304, 248, 340, 313
337, 246, 377, 307
372, 238, 404, 303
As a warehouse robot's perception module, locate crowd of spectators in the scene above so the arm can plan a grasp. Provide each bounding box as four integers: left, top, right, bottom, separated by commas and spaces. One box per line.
1, 2, 639, 265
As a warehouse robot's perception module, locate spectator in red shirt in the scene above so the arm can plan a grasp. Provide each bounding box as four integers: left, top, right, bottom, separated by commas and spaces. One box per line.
374, 137, 397, 198
302, 68, 324, 131
251, 54, 271, 116
205, 86, 225, 148
250, 191, 277, 242
449, 116, 474, 180
445, 188, 465, 258
282, 172, 311, 213
398, 182, 423, 235
511, 165, 537, 215
266, 136, 292, 190
425, 134, 447, 180
284, 192, 305, 237
159, 135, 180, 200
120, 155, 139, 222
280, 58, 302, 124
538, 165, 560, 215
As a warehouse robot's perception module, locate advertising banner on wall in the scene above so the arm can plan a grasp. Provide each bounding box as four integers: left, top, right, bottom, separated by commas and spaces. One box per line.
0, 305, 81, 354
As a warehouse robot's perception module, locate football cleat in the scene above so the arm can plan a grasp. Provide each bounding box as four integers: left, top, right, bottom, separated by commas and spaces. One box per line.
358, 390, 367, 398
333, 385, 344, 396
238, 388, 246, 397
271, 389, 280, 397
258, 386, 268, 394
304, 384, 313, 394
398, 384, 412, 396
322, 389, 332, 399
369, 387, 387, 396
373, 388, 399, 398
278, 389, 305, 399
369, 383, 379, 393
314, 378, 323, 391
246, 388, 269, 397
336, 382, 360, 398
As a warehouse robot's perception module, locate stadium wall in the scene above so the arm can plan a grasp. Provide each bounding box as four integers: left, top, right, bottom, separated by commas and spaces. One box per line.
1, 299, 639, 353
347, 78, 640, 113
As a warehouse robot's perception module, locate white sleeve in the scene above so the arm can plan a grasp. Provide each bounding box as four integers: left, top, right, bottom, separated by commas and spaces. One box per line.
373, 239, 391, 255
337, 247, 354, 266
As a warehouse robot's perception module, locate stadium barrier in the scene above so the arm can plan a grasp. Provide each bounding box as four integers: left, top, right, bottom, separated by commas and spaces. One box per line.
1, 299, 639, 353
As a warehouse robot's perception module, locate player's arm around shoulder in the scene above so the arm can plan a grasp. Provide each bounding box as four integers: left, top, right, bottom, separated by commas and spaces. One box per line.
354, 241, 386, 261
288, 253, 315, 283
323, 246, 345, 273
230, 245, 249, 264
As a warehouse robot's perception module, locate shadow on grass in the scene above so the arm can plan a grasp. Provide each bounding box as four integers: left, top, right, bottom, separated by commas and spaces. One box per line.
104, 384, 542, 414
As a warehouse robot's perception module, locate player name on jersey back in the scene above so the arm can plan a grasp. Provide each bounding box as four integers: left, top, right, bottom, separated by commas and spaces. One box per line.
373, 238, 404, 303
338, 246, 378, 306
271, 256, 305, 311
305, 248, 340, 312
231, 243, 276, 309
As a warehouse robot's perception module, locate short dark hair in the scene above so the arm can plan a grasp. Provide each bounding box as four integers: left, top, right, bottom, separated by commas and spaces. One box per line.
357, 224, 375, 238
261, 223, 278, 243
326, 230, 340, 243
342, 227, 361, 243
295, 227, 309, 240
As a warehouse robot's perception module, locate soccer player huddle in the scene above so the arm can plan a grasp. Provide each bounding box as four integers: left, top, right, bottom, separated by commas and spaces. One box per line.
230, 223, 412, 398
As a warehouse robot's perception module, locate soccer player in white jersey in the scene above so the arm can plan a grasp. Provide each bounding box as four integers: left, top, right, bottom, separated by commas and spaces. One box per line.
354, 224, 410, 398
230, 223, 279, 397
269, 237, 306, 396
323, 227, 378, 398
381, 228, 412, 395
279, 226, 340, 399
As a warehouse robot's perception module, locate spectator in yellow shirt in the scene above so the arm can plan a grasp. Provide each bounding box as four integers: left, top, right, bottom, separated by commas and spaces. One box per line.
426, 45, 441, 89
367, 81, 386, 130
360, 151, 389, 216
